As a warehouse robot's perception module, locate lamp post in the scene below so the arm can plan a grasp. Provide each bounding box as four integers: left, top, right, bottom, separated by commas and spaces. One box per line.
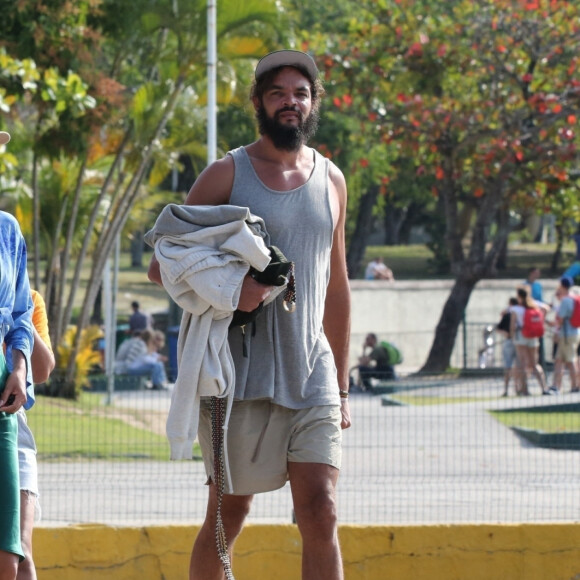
207, 0, 217, 164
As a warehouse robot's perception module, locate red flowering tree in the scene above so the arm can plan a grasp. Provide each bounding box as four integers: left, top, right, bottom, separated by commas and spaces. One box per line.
307, 0, 580, 371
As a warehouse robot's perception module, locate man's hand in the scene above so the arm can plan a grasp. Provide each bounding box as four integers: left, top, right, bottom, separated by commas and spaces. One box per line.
340, 398, 351, 429
0, 373, 27, 413
148, 255, 163, 286
237, 274, 273, 312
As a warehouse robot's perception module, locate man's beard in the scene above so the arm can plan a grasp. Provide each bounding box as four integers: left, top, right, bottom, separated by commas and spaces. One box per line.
256, 105, 319, 151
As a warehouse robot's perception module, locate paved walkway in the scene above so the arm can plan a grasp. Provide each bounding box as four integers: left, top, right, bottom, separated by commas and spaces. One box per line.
37, 376, 580, 526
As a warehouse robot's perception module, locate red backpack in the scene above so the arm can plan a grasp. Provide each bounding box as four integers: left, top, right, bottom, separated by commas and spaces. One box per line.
521, 307, 545, 338
569, 295, 580, 328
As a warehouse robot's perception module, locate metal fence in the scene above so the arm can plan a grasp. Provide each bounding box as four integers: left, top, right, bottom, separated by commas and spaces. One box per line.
30, 364, 580, 527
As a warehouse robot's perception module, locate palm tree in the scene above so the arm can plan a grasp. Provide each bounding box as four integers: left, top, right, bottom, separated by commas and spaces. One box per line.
57, 0, 289, 391
3, 0, 290, 395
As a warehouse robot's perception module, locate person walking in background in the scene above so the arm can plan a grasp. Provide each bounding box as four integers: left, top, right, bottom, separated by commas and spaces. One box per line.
510, 286, 548, 396
0, 193, 34, 580
562, 225, 580, 283
364, 257, 394, 281
148, 49, 351, 580
523, 267, 543, 304
128, 301, 152, 334
549, 277, 579, 394
496, 297, 519, 397
17, 290, 55, 580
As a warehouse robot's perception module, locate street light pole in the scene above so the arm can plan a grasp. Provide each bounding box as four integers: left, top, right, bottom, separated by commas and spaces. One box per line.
207, 0, 217, 164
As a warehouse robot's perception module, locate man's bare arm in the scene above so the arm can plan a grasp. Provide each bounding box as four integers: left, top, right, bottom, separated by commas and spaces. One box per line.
148, 157, 235, 285
147, 153, 272, 311
323, 162, 351, 429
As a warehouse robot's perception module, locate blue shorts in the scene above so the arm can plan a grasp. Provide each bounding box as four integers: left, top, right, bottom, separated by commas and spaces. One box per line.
502, 339, 517, 368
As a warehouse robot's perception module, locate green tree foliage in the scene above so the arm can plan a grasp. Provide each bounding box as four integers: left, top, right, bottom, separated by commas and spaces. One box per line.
0, 0, 287, 394
296, 2, 439, 276
304, 0, 580, 370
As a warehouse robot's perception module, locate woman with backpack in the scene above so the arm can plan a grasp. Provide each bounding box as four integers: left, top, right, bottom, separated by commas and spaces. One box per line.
510, 286, 549, 396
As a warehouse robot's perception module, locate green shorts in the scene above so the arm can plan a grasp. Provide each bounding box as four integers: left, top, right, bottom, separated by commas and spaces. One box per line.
0, 354, 24, 560
198, 399, 343, 495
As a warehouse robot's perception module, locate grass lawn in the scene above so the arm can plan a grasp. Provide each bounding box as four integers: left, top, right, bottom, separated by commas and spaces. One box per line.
363, 241, 576, 281
391, 394, 496, 406
490, 410, 580, 433
28, 392, 171, 460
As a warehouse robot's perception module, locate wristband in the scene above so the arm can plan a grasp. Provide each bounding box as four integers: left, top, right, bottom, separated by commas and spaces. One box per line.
339, 389, 349, 399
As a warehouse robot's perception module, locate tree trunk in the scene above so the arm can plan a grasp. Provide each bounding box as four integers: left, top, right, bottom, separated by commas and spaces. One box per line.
346, 185, 379, 279
383, 205, 406, 245
91, 285, 103, 325
421, 274, 478, 373
130, 230, 144, 267
65, 76, 187, 385
421, 164, 509, 372
551, 223, 563, 274
495, 206, 510, 271
398, 202, 421, 245
31, 149, 41, 289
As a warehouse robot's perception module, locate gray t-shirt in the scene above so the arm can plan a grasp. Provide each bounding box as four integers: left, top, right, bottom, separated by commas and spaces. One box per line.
227, 146, 339, 409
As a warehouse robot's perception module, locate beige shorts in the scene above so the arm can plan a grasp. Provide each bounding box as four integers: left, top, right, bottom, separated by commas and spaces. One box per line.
556, 335, 579, 363
198, 399, 342, 495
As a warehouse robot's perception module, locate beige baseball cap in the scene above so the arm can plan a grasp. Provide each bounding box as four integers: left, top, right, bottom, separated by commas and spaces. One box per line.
255, 50, 318, 82
0, 131, 11, 145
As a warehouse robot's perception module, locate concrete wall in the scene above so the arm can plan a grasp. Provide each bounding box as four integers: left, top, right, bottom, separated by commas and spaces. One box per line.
35, 523, 580, 579
349, 279, 559, 371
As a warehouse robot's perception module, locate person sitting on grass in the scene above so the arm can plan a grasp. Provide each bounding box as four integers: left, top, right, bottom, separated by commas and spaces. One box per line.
364, 257, 394, 281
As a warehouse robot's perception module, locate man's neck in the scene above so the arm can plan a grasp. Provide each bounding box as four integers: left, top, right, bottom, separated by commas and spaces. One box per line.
250, 136, 310, 166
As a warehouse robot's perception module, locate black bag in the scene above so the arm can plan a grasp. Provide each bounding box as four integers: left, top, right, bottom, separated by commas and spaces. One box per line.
230, 246, 293, 327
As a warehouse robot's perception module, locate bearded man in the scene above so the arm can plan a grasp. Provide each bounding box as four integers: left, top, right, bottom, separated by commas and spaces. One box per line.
149, 50, 351, 580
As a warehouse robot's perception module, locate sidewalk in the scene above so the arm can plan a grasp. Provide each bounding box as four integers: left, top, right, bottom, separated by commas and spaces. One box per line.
37, 376, 580, 526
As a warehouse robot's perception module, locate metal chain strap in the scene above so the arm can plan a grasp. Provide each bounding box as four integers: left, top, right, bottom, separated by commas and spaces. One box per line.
208, 262, 295, 578
211, 396, 235, 580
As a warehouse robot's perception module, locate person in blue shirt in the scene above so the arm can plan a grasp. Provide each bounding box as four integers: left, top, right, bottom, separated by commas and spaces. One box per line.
0, 180, 34, 579
549, 276, 580, 394
562, 226, 580, 282
524, 267, 543, 303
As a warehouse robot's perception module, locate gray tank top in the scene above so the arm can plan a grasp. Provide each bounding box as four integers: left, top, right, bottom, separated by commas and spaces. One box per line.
228, 146, 339, 409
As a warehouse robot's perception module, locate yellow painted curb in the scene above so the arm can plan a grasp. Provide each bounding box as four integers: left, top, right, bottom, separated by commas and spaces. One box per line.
34, 523, 580, 579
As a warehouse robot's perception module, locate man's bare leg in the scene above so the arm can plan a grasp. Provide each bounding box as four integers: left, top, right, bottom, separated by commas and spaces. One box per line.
189, 482, 253, 580
564, 361, 577, 392
289, 462, 343, 580
16, 491, 36, 580
553, 358, 563, 391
